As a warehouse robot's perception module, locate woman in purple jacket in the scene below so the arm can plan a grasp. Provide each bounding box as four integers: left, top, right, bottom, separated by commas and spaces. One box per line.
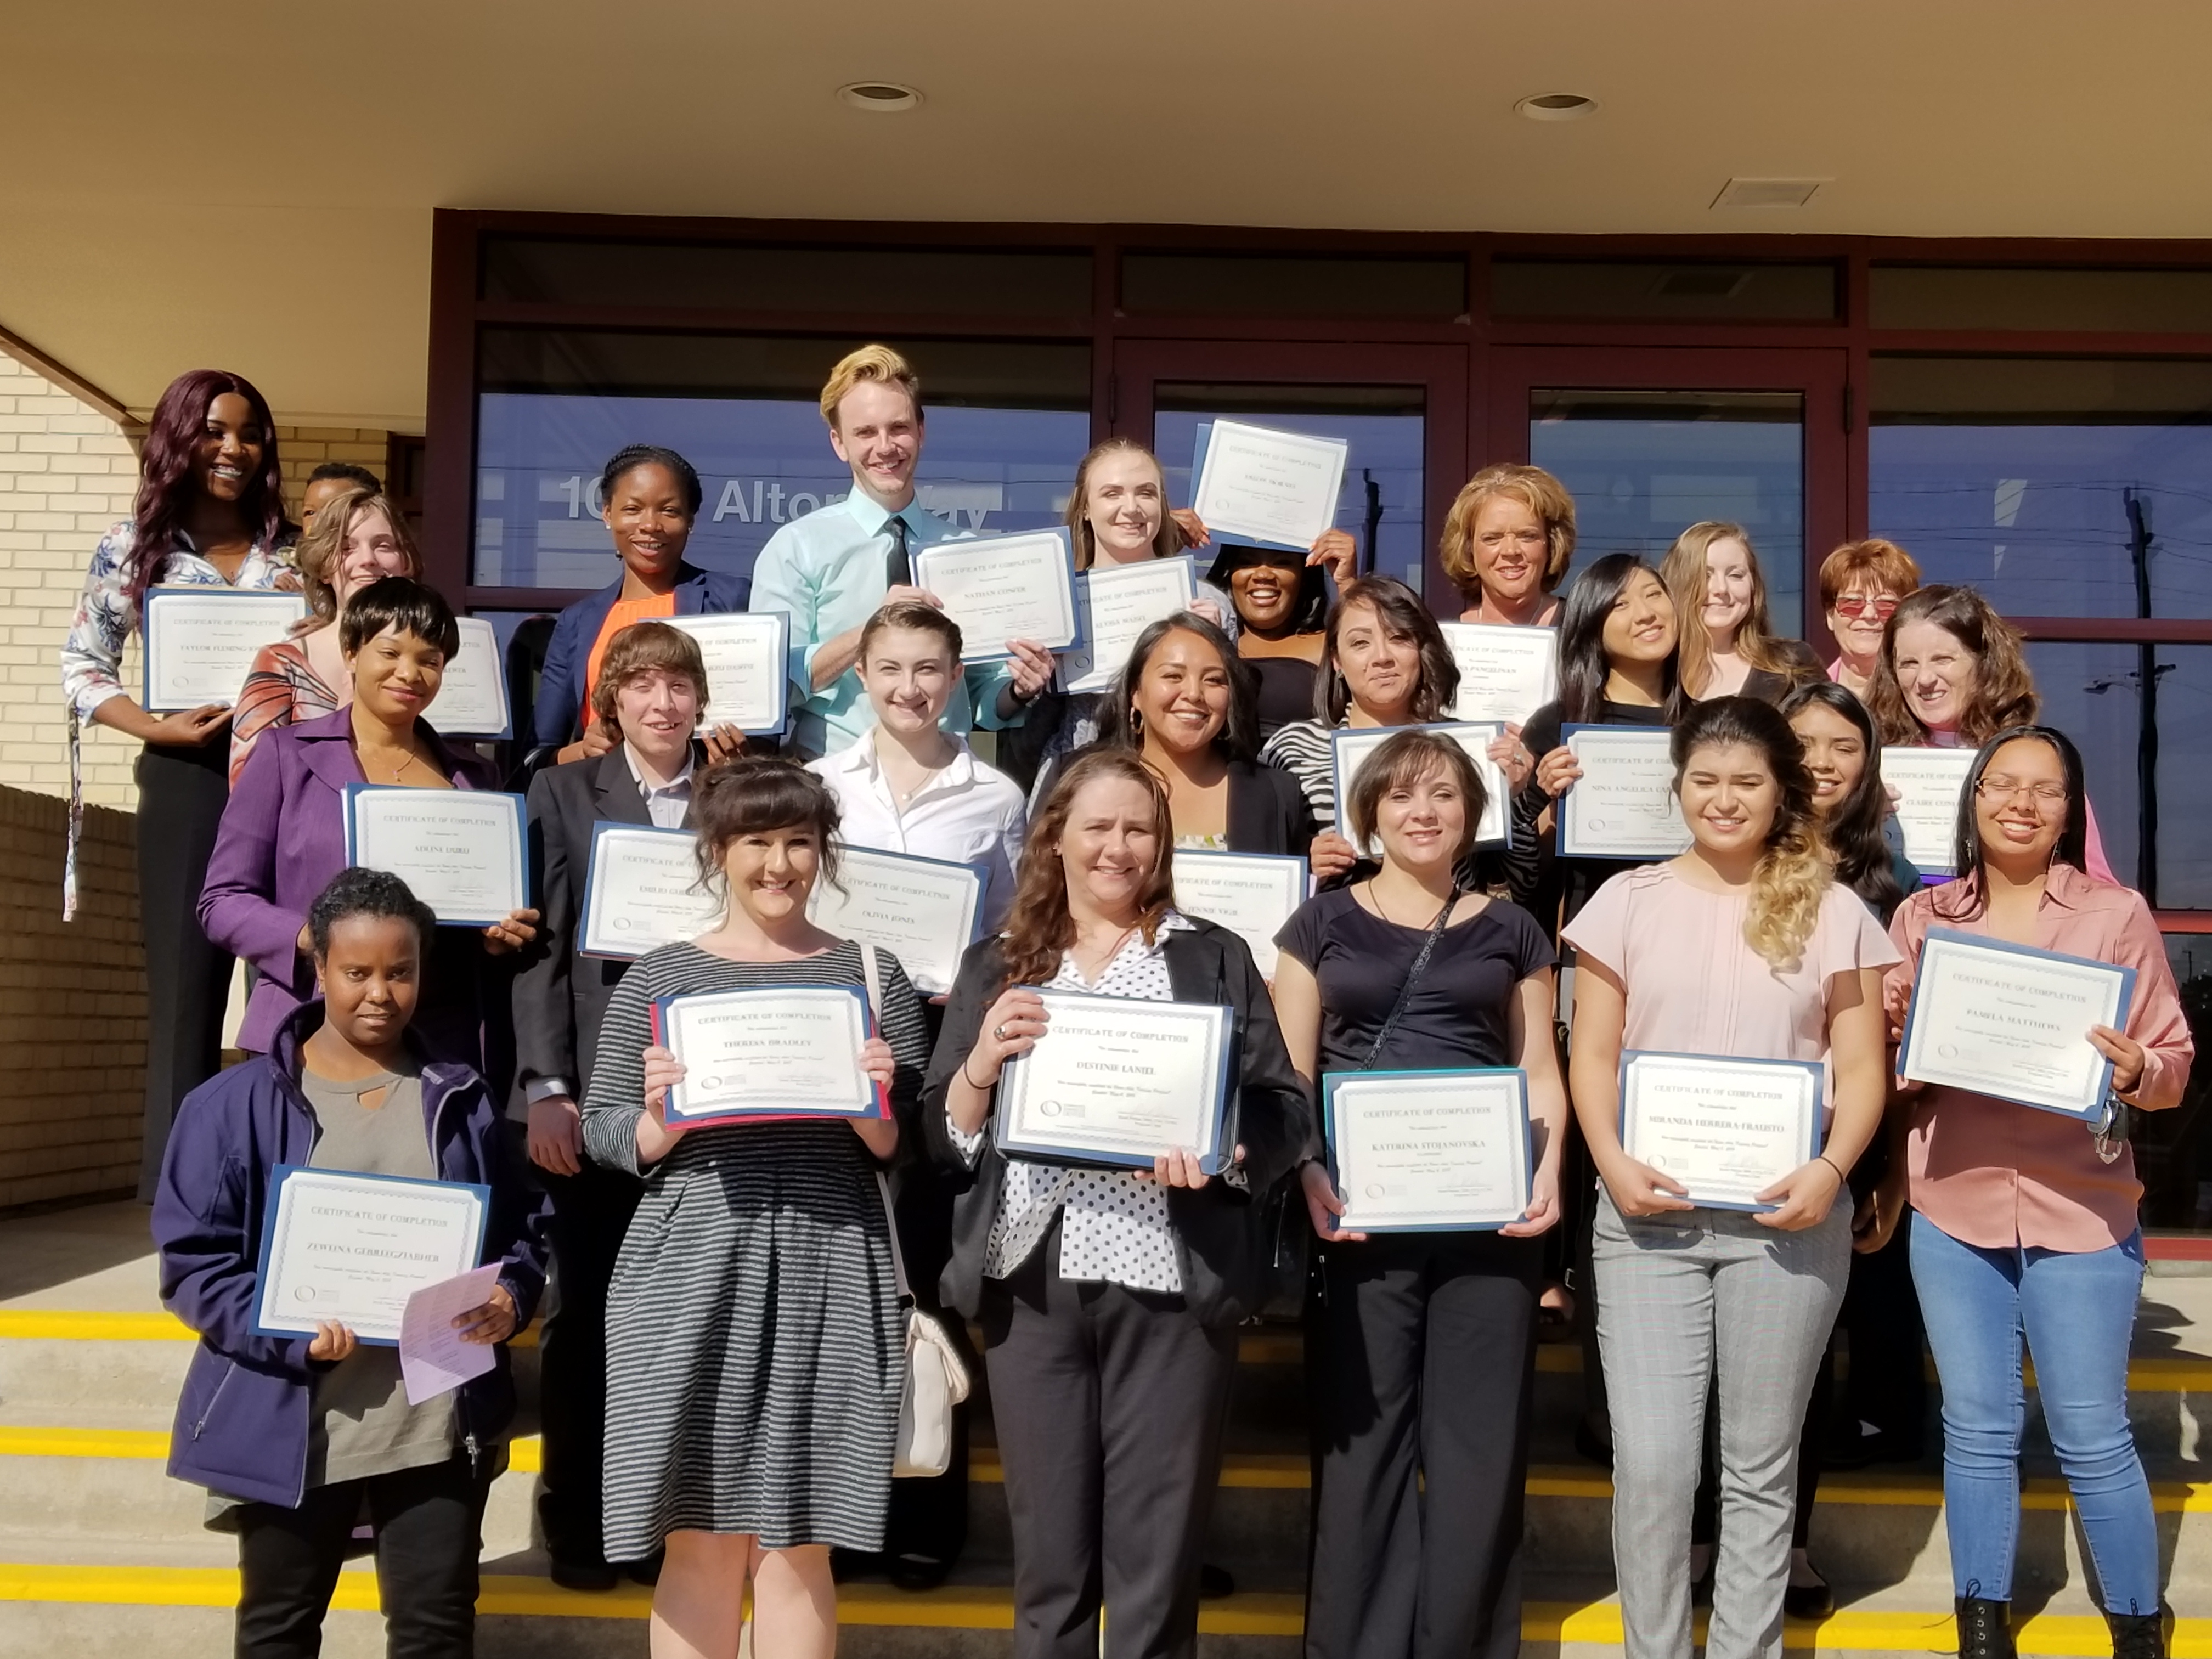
154, 866, 548, 1659
200, 577, 537, 1064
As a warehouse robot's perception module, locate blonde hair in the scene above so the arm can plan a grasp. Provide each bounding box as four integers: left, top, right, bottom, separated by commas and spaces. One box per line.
294, 487, 421, 622
1672, 697, 1831, 969
1437, 464, 1576, 601
1660, 522, 1805, 698
819, 344, 922, 430
1063, 438, 1181, 570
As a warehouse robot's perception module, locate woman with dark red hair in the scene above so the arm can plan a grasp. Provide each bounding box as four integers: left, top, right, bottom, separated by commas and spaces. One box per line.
61, 368, 295, 1194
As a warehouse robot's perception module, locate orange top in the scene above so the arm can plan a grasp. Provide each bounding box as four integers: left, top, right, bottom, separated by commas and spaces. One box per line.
582, 591, 679, 724
1886, 863, 2194, 1254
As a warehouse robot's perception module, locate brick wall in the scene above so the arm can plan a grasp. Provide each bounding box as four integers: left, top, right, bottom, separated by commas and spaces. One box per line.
0, 786, 145, 1209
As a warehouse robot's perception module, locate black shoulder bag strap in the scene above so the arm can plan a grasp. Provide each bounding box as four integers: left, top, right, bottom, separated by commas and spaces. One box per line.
1357, 887, 1460, 1073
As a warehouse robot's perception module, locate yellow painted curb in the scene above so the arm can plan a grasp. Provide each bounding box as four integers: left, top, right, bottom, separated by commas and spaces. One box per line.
0, 1311, 539, 1348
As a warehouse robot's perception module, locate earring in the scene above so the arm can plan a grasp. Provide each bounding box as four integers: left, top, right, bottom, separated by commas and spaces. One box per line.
1130, 707, 1146, 738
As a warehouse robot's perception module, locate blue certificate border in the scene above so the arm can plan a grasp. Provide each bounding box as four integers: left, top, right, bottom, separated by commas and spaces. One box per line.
1321, 1066, 1533, 1235
666, 612, 792, 737
913, 527, 1084, 662
1616, 1049, 1825, 1214
811, 842, 988, 990
431, 616, 514, 741
251, 1164, 493, 1347
1166, 848, 1310, 974
1189, 420, 1345, 557
1558, 724, 1688, 861
140, 585, 307, 712
992, 990, 1237, 1175
340, 784, 530, 928
1328, 721, 1511, 851
652, 983, 883, 1124
1897, 926, 2137, 1122
578, 821, 716, 962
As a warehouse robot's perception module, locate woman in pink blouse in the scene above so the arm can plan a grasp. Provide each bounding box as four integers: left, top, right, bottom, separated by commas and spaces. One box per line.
1562, 696, 1895, 1659
1876, 726, 2192, 1659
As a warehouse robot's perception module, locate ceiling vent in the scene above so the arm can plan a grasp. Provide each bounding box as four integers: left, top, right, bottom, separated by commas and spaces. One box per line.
1712, 177, 1827, 210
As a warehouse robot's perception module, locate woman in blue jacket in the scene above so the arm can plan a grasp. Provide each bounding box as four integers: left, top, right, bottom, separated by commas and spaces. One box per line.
153, 866, 548, 1659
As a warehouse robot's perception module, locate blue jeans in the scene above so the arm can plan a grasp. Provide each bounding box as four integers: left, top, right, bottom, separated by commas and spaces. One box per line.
1909, 1213, 2157, 1613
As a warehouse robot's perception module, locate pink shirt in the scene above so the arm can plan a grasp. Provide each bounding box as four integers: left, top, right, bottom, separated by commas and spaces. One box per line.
1903, 730, 2118, 883
1886, 864, 2193, 1254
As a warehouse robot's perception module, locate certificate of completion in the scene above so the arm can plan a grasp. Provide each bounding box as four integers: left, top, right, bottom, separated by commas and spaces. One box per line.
662, 613, 789, 734
1618, 1052, 1823, 1211
912, 529, 1081, 659
1170, 850, 1308, 979
1330, 723, 1510, 853
427, 616, 512, 739
806, 844, 984, 996
1323, 1069, 1532, 1233
655, 985, 879, 1123
995, 992, 1234, 1173
579, 823, 724, 959
342, 786, 528, 927
252, 1166, 489, 1346
141, 587, 308, 712
1440, 623, 1560, 727
1189, 420, 1348, 552
1881, 747, 1978, 874
1899, 927, 2135, 1119
1064, 554, 1199, 694
1559, 725, 1691, 859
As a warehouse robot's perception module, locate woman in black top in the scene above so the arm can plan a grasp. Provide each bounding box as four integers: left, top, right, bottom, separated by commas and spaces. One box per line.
1205, 543, 1330, 740
1272, 729, 1567, 1659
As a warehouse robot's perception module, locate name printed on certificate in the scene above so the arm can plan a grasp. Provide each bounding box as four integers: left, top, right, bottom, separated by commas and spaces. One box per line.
1881, 747, 1978, 874
253, 1166, 489, 1346
806, 844, 984, 997
1064, 554, 1198, 693
1619, 1052, 1822, 1212
656, 985, 878, 1122
1325, 1069, 1532, 1233
580, 824, 724, 960
1170, 850, 1308, 979
912, 530, 1081, 659
1189, 420, 1349, 551
1331, 723, 1510, 853
1440, 623, 1560, 728
1900, 928, 2134, 1119
141, 588, 308, 712
343, 786, 528, 928
996, 992, 1234, 1173
428, 616, 512, 738
663, 613, 790, 734
1560, 726, 1692, 860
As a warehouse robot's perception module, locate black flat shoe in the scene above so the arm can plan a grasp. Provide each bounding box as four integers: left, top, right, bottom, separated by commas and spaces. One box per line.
1200, 1563, 1235, 1600
548, 1558, 619, 1593
888, 1551, 953, 1593
1784, 1573, 1834, 1621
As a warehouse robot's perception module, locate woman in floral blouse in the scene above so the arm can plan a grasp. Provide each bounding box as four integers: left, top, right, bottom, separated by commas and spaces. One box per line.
60, 368, 295, 1197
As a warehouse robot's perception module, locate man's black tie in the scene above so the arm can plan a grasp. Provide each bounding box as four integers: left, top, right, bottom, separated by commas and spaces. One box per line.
885, 515, 912, 589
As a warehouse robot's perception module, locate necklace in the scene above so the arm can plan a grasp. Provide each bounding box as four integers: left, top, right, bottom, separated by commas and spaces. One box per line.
360, 744, 423, 785
1368, 879, 1458, 929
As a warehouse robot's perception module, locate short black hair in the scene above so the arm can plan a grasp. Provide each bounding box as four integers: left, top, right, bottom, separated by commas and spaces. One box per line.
307, 866, 438, 957
308, 461, 382, 492
600, 444, 703, 517
340, 575, 461, 658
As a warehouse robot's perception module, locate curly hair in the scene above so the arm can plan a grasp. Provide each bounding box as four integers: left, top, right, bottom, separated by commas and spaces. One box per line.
129, 369, 289, 607
1437, 464, 1577, 603
1671, 697, 1831, 969
1866, 584, 2039, 747
997, 751, 1176, 993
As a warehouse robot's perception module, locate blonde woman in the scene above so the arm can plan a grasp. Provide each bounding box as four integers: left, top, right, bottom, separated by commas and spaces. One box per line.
1658, 522, 1821, 704
1564, 696, 1896, 1659
1438, 463, 1575, 627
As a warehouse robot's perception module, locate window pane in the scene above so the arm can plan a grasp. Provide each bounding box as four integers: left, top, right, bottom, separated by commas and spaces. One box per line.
1491, 261, 1837, 321
1871, 266, 2212, 332
480, 238, 1093, 318
1527, 390, 1805, 635
2145, 934, 2211, 1229
1120, 253, 1466, 319
1869, 358, 2212, 620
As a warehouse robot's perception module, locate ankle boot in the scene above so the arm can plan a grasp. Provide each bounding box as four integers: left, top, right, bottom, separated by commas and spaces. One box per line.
1956, 1596, 2015, 1659
2106, 1608, 2167, 1659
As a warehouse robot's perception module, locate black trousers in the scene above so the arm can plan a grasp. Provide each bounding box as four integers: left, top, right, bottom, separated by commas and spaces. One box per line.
235, 1454, 487, 1659
882, 1158, 973, 1565
1305, 1231, 1541, 1659
981, 1224, 1239, 1659
136, 741, 234, 1200
1835, 1170, 1926, 1445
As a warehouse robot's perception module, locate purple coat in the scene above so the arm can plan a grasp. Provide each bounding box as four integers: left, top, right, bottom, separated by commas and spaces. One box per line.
200, 706, 499, 1055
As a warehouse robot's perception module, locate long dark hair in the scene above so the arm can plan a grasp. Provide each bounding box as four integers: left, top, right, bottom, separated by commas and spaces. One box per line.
1778, 681, 1905, 922
129, 369, 288, 607
1556, 554, 1685, 726
1946, 725, 2090, 917
1316, 575, 1459, 724
998, 752, 1176, 992
1097, 612, 1260, 763
1671, 697, 1829, 967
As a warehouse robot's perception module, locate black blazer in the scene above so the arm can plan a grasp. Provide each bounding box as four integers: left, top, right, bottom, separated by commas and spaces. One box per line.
1034, 747, 1317, 858
922, 919, 1311, 1329
510, 744, 701, 1108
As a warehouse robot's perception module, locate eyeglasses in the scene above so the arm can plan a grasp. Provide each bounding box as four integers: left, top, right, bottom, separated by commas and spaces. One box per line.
1476, 529, 1549, 552
1832, 594, 1899, 621
1976, 776, 2068, 810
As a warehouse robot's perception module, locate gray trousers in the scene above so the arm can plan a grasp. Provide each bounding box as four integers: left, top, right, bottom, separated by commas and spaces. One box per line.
1593, 1190, 1848, 1659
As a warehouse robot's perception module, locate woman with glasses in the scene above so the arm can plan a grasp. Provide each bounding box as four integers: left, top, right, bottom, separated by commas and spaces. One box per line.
1876, 727, 2191, 1659
1816, 540, 1921, 699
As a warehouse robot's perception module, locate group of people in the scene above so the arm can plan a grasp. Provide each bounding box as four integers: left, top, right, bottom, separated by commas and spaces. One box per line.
66, 347, 2191, 1659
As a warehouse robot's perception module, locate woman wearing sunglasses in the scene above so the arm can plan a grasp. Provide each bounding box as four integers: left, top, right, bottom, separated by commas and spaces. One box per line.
1816, 540, 1921, 699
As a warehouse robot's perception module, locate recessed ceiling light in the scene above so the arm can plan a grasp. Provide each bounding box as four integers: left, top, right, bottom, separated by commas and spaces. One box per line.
839, 82, 923, 112
1516, 92, 1598, 122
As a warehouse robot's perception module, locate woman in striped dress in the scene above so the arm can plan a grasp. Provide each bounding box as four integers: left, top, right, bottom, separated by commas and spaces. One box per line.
582, 757, 932, 1659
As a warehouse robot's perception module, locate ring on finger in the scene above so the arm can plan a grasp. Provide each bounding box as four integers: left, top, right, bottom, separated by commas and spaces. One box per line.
992, 1022, 1009, 1042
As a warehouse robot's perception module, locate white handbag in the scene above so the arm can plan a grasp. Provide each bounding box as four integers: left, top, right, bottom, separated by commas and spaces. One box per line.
857, 944, 973, 1477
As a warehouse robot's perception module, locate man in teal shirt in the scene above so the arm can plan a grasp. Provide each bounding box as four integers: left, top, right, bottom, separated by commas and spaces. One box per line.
749, 345, 1055, 757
